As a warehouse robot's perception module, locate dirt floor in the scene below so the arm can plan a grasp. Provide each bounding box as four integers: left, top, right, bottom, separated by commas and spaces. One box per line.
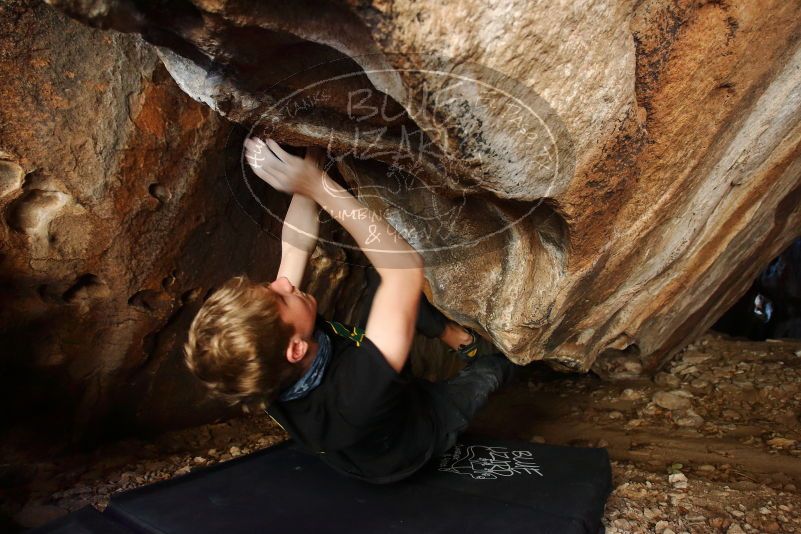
3, 331, 801, 533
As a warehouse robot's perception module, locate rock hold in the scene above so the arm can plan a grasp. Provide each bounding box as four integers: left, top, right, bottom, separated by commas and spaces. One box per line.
7, 189, 71, 239
0, 159, 24, 198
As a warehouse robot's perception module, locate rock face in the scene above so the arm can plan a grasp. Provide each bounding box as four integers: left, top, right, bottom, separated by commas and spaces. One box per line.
47, 0, 801, 375
0, 0, 364, 439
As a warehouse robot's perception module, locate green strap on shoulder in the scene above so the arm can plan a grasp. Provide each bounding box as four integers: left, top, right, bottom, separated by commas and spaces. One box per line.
326, 320, 365, 347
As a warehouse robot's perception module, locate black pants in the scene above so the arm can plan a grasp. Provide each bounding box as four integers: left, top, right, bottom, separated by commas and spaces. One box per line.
358, 269, 515, 457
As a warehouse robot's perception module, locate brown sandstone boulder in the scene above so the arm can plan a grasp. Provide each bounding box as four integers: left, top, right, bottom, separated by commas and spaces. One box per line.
46, 0, 801, 376
1, 0, 799, 444
0, 0, 363, 439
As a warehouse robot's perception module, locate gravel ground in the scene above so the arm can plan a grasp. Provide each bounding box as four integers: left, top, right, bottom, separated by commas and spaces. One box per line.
2, 331, 801, 532
473, 332, 801, 533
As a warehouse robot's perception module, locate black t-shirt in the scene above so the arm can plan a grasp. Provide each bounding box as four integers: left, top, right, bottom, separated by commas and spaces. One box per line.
267, 314, 437, 483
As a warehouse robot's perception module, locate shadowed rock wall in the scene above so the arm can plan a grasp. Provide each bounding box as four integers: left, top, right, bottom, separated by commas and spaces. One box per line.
46, 0, 801, 377
0, 0, 364, 441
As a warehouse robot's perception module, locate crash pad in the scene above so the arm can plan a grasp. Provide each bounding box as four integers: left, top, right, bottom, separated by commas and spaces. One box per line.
30, 436, 612, 533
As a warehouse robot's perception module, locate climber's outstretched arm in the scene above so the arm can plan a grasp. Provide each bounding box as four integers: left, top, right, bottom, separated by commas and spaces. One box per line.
244, 137, 424, 373
276, 193, 319, 288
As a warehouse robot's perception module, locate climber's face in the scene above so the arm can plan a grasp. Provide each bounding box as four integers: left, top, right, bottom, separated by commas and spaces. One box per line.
266, 276, 317, 341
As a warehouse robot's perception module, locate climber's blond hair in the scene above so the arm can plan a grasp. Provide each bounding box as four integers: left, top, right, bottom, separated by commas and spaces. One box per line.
183, 274, 299, 408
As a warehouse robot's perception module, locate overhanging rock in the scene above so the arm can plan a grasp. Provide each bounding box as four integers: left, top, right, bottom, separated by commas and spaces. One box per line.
48, 0, 801, 374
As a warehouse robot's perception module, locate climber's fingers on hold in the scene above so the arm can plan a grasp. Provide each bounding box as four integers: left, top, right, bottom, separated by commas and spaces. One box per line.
245, 141, 286, 175
264, 138, 294, 165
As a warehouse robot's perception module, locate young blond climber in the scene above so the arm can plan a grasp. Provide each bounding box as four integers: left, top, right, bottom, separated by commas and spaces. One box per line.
184, 138, 515, 483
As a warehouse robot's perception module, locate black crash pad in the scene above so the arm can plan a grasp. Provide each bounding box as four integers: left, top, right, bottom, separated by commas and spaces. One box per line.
30, 436, 612, 534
